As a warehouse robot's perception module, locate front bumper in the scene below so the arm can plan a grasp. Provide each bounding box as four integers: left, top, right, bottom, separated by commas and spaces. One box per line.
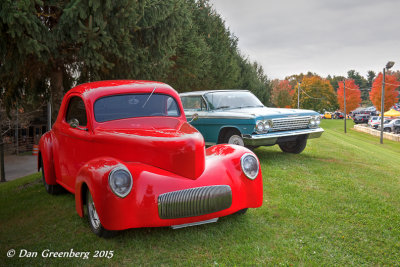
243, 127, 324, 146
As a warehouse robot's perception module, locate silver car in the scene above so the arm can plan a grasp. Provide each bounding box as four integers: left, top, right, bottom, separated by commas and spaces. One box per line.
377, 118, 400, 132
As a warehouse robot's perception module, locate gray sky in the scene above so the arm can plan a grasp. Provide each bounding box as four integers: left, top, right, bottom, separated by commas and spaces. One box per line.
208, 0, 400, 79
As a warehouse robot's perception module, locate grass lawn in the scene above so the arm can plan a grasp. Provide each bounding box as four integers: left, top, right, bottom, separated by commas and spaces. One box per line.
1, 120, 399, 266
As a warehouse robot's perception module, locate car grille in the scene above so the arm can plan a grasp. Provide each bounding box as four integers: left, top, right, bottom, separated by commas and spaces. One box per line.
158, 185, 232, 219
270, 116, 311, 132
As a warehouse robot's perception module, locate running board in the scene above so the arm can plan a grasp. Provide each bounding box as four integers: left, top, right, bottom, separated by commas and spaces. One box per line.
171, 218, 219, 229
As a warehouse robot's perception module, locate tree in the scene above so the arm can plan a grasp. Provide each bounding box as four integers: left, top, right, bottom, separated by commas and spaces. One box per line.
1, 0, 188, 118
327, 75, 346, 92
292, 76, 338, 112
336, 79, 361, 113
347, 70, 369, 105
369, 73, 399, 112
271, 80, 293, 108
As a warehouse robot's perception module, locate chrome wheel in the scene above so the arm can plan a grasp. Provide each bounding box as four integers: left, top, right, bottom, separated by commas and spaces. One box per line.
228, 134, 244, 146
87, 191, 101, 230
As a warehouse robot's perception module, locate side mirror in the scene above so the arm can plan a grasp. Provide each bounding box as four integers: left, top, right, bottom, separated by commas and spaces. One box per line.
189, 113, 199, 123
69, 118, 79, 128
68, 118, 88, 131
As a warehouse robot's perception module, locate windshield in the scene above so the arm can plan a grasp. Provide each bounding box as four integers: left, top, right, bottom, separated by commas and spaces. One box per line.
94, 93, 180, 122
204, 91, 263, 110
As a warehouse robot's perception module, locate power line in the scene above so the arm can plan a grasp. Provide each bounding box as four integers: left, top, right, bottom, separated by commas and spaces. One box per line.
300, 88, 325, 100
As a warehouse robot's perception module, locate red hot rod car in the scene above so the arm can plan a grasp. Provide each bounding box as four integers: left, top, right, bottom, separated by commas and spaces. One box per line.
39, 80, 263, 237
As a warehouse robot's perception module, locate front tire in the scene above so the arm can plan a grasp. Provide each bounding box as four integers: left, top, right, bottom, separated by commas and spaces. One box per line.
86, 189, 115, 238
279, 138, 307, 154
222, 130, 245, 146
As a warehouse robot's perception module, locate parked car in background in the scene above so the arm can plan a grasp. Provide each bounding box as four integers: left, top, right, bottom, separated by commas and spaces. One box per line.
377, 118, 400, 132
39, 81, 263, 237
180, 90, 324, 154
368, 116, 381, 129
333, 112, 344, 119
353, 114, 370, 124
323, 112, 333, 119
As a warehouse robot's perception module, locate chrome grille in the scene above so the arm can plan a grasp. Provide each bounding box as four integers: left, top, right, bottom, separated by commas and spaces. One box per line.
270, 116, 311, 132
158, 185, 232, 219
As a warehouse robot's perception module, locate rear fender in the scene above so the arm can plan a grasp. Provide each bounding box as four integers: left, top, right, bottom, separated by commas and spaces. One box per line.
39, 132, 57, 185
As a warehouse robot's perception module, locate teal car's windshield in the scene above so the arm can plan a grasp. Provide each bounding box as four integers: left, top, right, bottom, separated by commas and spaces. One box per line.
204, 91, 264, 110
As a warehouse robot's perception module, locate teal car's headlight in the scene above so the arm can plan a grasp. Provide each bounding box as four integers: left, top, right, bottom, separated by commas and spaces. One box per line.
255, 120, 273, 133
309, 115, 320, 128
256, 120, 265, 133
240, 153, 259, 180
108, 167, 133, 198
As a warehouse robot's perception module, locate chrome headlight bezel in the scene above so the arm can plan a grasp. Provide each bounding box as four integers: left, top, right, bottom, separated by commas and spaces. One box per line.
309, 115, 320, 128
255, 120, 265, 133
240, 153, 260, 180
255, 119, 273, 134
108, 166, 133, 198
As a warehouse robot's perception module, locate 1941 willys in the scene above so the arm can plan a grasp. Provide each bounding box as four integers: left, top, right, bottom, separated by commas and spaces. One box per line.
39, 80, 263, 237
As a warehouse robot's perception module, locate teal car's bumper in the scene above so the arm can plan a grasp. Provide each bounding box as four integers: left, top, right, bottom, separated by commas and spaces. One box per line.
243, 127, 324, 146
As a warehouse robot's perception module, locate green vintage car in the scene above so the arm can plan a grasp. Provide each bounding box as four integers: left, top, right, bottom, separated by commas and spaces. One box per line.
180, 90, 324, 154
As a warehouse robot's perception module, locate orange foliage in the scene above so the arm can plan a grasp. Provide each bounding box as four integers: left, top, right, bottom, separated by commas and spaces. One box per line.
271, 80, 294, 108
369, 73, 399, 112
337, 79, 361, 113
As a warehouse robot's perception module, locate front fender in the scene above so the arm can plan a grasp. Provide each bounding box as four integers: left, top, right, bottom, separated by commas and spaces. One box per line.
74, 145, 263, 230
74, 158, 122, 218
39, 132, 57, 185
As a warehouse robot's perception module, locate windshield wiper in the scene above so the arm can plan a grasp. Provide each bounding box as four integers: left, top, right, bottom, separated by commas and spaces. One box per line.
142, 87, 156, 108
215, 106, 231, 110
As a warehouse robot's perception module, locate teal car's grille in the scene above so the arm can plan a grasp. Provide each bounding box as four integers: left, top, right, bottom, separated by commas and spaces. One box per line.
158, 185, 232, 219
270, 116, 311, 132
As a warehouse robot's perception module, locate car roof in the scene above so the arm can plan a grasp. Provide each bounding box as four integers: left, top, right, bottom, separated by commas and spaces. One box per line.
180, 89, 250, 96
67, 80, 176, 101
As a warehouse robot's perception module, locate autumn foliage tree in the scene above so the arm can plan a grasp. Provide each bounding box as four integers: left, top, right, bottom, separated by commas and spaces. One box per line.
271, 80, 293, 108
369, 73, 400, 112
292, 76, 338, 112
337, 79, 361, 113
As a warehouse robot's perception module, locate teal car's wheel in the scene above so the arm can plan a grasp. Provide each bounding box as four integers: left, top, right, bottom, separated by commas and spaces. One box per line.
86, 189, 115, 238
223, 130, 244, 146
279, 138, 307, 154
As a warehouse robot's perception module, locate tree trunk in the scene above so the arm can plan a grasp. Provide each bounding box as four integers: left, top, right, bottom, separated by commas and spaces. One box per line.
50, 66, 64, 123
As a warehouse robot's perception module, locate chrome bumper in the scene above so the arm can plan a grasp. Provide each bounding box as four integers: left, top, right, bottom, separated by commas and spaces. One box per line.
243, 127, 324, 146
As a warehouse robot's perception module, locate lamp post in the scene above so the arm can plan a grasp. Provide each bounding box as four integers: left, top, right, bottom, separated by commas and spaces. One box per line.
380, 61, 395, 144
343, 80, 346, 133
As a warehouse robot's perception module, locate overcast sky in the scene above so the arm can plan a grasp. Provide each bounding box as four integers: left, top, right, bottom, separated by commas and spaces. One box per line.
208, 0, 400, 80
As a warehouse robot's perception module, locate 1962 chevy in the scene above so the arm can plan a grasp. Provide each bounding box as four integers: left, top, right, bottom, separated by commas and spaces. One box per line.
39, 81, 263, 237
180, 90, 324, 154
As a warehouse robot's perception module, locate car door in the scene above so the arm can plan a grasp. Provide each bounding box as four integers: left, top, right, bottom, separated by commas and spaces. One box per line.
181, 95, 209, 133
54, 95, 91, 192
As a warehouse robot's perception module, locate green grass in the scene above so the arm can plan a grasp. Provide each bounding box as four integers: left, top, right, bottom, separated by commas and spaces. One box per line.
1, 120, 400, 266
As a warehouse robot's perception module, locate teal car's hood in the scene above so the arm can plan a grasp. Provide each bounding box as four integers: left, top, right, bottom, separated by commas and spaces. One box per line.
211, 107, 318, 119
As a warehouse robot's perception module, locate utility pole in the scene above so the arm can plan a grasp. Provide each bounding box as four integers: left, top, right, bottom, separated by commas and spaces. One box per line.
343, 81, 346, 133
380, 61, 395, 144
47, 100, 52, 132
297, 82, 301, 109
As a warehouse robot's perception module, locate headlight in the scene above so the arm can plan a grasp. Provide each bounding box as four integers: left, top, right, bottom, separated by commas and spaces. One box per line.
315, 116, 321, 125
108, 167, 133, 198
240, 153, 259, 180
255, 121, 265, 133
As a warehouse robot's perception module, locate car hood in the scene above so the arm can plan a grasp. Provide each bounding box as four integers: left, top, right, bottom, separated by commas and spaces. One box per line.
93, 118, 205, 179
212, 107, 318, 119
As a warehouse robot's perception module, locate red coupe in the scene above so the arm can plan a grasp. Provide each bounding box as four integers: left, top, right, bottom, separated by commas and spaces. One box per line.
39, 80, 263, 237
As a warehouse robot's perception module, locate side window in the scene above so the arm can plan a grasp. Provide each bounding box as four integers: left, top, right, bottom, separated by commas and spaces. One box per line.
66, 96, 87, 126
181, 96, 207, 111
